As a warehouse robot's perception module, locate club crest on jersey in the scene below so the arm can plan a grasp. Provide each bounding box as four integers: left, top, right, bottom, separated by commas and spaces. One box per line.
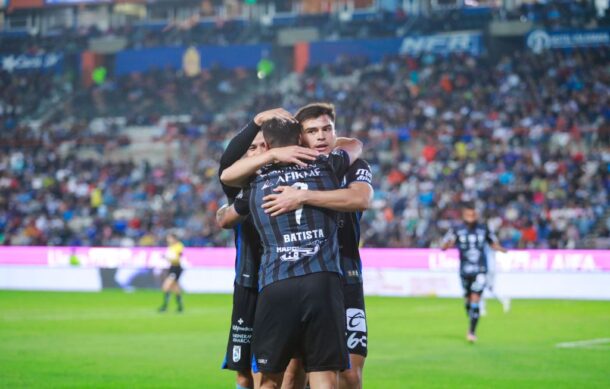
232, 345, 241, 363
261, 179, 274, 190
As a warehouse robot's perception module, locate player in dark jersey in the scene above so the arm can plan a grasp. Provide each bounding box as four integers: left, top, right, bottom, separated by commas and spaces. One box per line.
217, 108, 305, 389
261, 103, 372, 389
218, 118, 362, 389
441, 202, 508, 343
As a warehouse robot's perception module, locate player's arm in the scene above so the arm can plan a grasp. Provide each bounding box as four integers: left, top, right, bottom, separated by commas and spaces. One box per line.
262, 159, 373, 216
220, 146, 320, 188
262, 182, 372, 216
216, 204, 245, 229
487, 228, 508, 253
334, 137, 363, 166
218, 108, 296, 191
490, 242, 508, 253
440, 229, 456, 250
217, 189, 251, 229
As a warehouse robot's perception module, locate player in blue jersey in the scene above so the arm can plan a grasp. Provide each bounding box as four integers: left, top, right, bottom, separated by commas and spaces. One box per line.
217, 108, 311, 389
261, 103, 373, 389
218, 118, 362, 389
441, 202, 508, 343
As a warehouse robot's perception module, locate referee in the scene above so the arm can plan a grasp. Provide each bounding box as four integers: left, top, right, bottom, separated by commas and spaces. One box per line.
158, 232, 185, 313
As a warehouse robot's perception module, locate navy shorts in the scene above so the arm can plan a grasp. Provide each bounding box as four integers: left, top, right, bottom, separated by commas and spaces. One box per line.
252, 272, 349, 373
222, 283, 258, 371
461, 273, 487, 296
343, 282, 368, 357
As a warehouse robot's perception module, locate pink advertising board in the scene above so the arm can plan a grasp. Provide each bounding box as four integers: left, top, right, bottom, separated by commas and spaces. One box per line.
0, 247, 609, 272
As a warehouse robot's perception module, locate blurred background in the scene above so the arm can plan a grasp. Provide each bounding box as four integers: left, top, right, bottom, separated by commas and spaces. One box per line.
0, 0, 608, 251
1, 2, 609, 388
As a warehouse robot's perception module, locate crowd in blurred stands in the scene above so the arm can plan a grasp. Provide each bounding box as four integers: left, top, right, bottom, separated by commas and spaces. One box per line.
2, 0, 607, 55
2, 44, 608, 249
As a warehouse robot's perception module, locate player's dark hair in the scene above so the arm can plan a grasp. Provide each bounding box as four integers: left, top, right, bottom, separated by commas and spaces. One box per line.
261, 118, 301, 148
462, 201, 476, 210
295, 102, 336, 123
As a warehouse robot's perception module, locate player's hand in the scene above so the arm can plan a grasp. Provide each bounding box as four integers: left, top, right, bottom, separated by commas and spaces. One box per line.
269, 146, 319, 167
254, 108, 297, 126
262, 186, 306, 216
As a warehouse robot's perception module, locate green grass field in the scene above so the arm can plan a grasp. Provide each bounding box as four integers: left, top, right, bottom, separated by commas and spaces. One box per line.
0, 290, 609, 388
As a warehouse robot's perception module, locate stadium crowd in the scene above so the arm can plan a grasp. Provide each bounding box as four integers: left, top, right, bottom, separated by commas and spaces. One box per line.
1, 46, 608, 249
2, 0, 606, 56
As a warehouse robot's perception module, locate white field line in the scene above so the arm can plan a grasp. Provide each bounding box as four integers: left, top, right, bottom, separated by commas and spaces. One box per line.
555, 338, 610, 349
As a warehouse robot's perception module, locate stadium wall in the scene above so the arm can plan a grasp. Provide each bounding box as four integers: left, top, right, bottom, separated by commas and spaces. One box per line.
1, 247, 609, 299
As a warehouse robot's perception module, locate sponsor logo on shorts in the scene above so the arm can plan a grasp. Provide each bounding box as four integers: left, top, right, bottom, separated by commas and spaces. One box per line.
347, 332, 368, 349
257, 358, 268, 365
346, 308, 367, 332
232, 345, 241, 363
231, 319, 253, 344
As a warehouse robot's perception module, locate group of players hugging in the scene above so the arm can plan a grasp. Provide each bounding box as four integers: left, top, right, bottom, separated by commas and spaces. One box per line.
215, 103, 507, 389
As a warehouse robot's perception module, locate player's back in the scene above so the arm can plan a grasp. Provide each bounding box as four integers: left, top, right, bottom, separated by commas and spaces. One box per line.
243, 152, 349, 289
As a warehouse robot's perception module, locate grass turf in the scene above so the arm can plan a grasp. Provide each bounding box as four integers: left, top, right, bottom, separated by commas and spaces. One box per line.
0, 290, 608, 388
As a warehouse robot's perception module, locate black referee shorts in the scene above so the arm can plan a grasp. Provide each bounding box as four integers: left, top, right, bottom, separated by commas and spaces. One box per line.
222, 283, 258, 372
168, 265, 183, 281
343, 282, 368, 357
252, 272, 349, 374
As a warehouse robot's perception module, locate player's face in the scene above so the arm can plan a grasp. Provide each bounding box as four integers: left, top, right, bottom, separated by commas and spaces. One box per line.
167, 235, 176, 245
300, 114, 337, 155
462, 209, 477, 225
246, 131, 268, 157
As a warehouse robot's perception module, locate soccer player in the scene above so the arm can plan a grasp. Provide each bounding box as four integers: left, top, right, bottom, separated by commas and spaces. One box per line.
441, 202, 508, 342
218, 118, 362, 389
217, 108, 307, 389
261, 103, 372, 389
158, 232, 185, 312
480, 245, 511, 316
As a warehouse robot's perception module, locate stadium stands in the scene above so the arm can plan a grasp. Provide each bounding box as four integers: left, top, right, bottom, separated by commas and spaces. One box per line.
2, 42, 608, 249
1, 0, 609, 249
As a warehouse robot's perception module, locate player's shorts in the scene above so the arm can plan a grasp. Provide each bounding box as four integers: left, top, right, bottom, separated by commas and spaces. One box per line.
252, 272, 349, 374
461, 273, 487, 296
168, 265, 183, 281
222, 283, 258, 372
343, 282, 368, 357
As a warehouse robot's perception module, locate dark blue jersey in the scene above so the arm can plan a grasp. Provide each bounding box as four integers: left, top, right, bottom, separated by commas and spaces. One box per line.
338, 159, 372, 285
219, 120, 263, 289
232, 218, 262, 288
235, 150, 351, 290
443, 222, 499, 275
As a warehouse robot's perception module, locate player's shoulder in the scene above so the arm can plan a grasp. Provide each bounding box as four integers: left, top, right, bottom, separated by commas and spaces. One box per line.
477, 222, 490, 231
455, 223, 468, 233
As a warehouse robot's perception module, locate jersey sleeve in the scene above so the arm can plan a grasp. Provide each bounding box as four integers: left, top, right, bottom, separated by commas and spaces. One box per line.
233, 189, 251, 216
485, 226, 499, 245
327, 149, 351, 179
441, 228, 457, 246
345, 159, 372, 186
218, 120, 260, 199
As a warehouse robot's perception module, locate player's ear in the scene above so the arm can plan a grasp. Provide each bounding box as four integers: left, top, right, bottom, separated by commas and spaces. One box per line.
298, 133, 303, 146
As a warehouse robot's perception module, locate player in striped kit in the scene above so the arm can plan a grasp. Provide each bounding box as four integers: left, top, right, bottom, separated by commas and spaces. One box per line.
218, 118, 362, 389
